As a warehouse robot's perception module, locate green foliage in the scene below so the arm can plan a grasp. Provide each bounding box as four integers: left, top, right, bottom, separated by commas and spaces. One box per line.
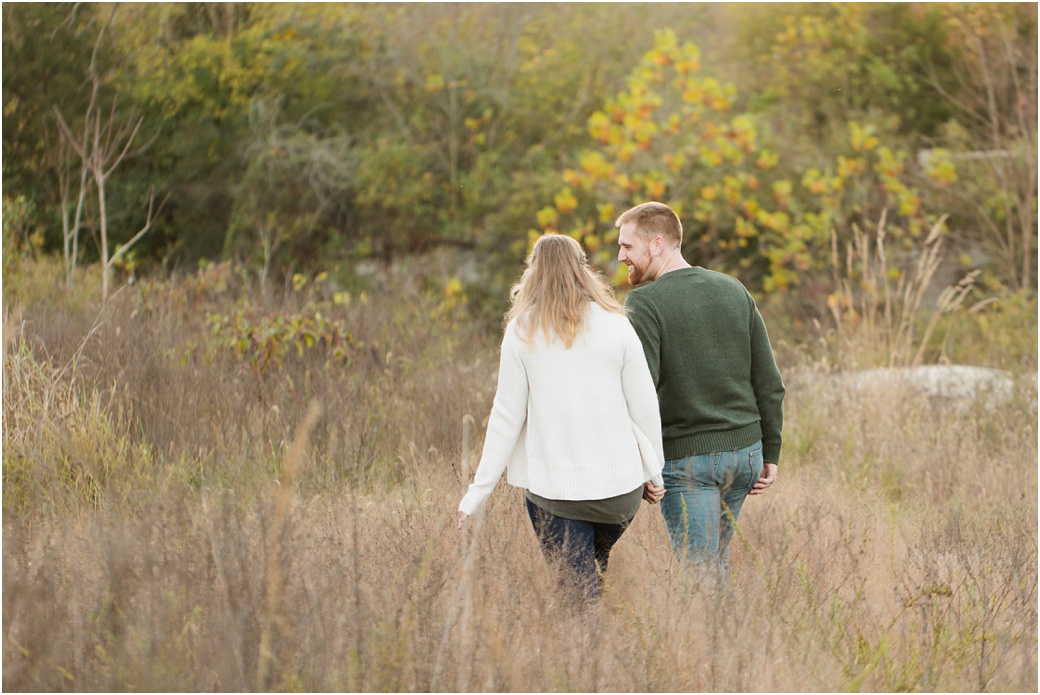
177, 270, 361, 400
200, 306, 359, 379
734, 3, 955, 140
1, 3, 1035, 301
348, 4, 659, 263
2, 194, 44, 268
2, 3, 104, 247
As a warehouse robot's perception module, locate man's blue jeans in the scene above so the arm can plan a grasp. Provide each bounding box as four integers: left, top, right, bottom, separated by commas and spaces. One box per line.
525, 498, 630, 603
660, 441, 764, 585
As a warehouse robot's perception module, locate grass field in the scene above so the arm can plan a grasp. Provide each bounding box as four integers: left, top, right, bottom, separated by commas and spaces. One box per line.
3, 258, 1037, 692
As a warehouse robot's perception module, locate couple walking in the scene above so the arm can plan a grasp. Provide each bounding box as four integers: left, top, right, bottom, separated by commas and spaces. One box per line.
457, 202, 786, 602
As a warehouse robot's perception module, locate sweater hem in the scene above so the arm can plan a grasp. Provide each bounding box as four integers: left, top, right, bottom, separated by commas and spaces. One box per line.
524, 463, 647, 502
664, 423, 763, 460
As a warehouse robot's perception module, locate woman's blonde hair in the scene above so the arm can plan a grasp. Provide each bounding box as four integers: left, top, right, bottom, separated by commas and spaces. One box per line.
506, 234, 625, 348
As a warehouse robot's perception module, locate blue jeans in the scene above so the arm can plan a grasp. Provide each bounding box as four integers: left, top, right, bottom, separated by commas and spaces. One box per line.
525, 498, 631, 603
660, 441, 764, 585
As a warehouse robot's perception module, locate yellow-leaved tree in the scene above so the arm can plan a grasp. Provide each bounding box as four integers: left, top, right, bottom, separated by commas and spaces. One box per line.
539, 29, 950, 296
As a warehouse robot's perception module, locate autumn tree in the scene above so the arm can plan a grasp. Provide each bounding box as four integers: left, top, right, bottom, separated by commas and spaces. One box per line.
351, 4, 711, 272
540, 30, 950, 298
730, 2, 1036, 293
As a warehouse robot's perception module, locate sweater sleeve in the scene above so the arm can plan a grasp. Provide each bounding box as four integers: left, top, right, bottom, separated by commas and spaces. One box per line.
624, 290, 662, 389
621, 322, 665, 486
748, 295, 786, 465
458, 324, 529, 516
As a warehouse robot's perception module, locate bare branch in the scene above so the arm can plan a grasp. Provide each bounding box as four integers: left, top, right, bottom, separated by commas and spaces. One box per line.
52, 106, 89, 161
107, 190, 171, 267
88, 4, 118, 81
103, 113, 145, 178
51, 3, 83, 41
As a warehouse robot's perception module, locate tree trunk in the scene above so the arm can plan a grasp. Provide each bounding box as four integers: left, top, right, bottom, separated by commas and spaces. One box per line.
96, 172, 110, 300
66, 167, 88, 288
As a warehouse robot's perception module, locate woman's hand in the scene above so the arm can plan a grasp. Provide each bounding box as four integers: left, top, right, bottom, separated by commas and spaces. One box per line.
456, 511, 469, 530
643, 481, 665, 504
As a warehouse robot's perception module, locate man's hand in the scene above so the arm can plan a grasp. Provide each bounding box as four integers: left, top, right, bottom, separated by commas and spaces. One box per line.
456, 511, 468, 530
749, 463, 777, 495
643, 481, 665, 504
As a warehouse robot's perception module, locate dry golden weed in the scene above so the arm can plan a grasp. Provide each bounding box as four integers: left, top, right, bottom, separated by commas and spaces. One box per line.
2, 260, 1036, 691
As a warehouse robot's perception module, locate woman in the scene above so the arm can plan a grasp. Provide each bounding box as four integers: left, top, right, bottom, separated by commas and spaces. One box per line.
456, 234, 665, 602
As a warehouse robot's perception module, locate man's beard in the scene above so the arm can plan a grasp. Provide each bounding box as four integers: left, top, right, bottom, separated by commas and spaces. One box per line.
626, 249, 653, 285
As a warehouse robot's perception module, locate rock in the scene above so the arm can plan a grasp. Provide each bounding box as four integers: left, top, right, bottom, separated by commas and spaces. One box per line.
841, 365, 1017, 408
789, 364, 1035, 413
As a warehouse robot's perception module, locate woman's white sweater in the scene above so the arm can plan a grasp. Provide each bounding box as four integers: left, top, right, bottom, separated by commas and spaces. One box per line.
458, 303, 665, 517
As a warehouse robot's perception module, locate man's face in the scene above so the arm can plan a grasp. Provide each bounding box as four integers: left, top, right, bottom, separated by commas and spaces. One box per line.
618, 222, 655, 285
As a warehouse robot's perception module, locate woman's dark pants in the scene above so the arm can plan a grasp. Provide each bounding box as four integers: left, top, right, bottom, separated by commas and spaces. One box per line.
525, 498, 630, 603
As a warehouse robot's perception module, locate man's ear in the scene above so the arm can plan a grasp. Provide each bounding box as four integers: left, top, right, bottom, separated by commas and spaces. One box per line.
652, 236, 666, 257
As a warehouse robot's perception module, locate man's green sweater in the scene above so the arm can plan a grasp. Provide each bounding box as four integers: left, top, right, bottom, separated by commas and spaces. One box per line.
624, 267, 786, 464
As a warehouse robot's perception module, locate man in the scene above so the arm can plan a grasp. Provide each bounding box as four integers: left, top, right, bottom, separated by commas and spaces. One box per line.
615, 201, 786, 586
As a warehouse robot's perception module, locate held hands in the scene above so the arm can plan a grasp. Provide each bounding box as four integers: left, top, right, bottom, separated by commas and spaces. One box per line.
459, 469, 767, 525
749, 463, 778, 495
643, 481, 665, 504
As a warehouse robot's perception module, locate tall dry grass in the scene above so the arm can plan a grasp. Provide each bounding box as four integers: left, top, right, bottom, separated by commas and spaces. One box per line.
3, 258, 1037, 691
